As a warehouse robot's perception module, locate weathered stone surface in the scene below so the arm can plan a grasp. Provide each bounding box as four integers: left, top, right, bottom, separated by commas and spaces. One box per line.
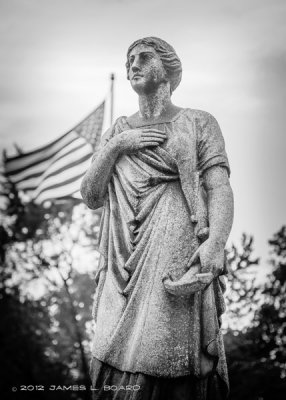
81, 37, 234, 399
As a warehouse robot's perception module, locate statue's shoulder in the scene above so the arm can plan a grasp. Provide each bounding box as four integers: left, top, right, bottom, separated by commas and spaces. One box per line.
125, 111, 145, 127
183, 109, 222, 141
99, 115, 128, 146
183, 108, 217, 125
113, 115, 129, 132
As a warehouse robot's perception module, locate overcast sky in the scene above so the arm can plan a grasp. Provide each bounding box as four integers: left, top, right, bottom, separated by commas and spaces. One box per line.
0, 0, 286, 276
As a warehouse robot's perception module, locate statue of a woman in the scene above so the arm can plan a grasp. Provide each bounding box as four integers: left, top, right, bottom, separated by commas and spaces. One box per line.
81, 37, 234, 400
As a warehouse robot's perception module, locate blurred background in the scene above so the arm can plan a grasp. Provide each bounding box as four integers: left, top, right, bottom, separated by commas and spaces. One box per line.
0, 0, 285, 399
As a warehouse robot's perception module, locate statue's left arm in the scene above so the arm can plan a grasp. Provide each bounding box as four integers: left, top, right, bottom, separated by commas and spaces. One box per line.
196, 112, 234, 275
200, 165, 234, 275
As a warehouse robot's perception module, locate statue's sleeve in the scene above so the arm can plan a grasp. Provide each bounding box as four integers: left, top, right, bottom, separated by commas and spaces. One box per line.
197, 113, 230, 177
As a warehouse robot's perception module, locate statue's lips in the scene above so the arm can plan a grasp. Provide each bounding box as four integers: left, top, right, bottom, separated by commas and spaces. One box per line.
131, 74, 143, 79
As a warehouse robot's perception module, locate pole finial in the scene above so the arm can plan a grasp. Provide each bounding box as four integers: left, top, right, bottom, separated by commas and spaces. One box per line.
110, 73, 115, 125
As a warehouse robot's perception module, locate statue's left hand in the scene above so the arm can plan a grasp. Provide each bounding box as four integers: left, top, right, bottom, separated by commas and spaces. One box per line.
196, 239, 225, 277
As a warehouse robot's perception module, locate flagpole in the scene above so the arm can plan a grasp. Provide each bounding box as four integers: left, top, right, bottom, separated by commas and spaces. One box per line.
110, 73, 115, 125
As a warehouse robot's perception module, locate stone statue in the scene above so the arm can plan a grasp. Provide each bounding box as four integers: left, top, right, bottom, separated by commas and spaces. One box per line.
81, 37, 234, 400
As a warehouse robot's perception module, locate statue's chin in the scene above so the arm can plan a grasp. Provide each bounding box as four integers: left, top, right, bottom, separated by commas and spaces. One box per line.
131, 81, 163, 96
130, 82, 145, 94
131, 79, 152, 94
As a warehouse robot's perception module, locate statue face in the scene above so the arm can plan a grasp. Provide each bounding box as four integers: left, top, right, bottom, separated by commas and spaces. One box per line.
127, 44, 168, 94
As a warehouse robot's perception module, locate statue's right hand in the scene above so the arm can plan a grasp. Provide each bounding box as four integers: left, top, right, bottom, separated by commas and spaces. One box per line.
112, 128, 167, 155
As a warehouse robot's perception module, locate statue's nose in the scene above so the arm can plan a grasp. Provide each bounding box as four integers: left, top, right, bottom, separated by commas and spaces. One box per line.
131, 57, 141, 72
131, 64, 140, 73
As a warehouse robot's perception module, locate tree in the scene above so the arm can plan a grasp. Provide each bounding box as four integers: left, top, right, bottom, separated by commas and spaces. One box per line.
0, 284, 72, 400
224, 234, 260, 332
224, 228, 286, 400
254, 226, 286, 378
0, 183, 101, 399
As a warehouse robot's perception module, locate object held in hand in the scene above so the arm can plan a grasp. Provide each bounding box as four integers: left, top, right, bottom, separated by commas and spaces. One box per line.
163, 267, 213, 295
163, 244, 214, 295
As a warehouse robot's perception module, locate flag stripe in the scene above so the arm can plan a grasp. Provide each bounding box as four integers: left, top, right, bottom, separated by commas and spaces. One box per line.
41, 151, 92, 181
5, 130, 76, 163
32, 157, 91, 197
16, 146, 92, 191
72, 190, 82, 199
10, 138, 89, 184
3, 101, 105, 204
34, 174, 86, 203
5, 131, 79, 176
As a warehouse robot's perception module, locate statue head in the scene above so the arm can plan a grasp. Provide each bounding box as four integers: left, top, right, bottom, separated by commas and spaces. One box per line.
126, 37, 182, 94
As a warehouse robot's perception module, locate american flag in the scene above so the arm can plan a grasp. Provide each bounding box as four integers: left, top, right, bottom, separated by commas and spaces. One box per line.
3, 101, 105, 205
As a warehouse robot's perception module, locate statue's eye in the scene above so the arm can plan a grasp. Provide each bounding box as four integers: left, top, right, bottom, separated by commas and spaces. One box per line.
141, 53, 153, 61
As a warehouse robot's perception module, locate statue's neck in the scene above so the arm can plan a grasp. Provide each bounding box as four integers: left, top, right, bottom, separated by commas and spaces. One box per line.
138, 84, 172, 120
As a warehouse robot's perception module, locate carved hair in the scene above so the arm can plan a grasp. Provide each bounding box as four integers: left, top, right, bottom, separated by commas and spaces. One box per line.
126, 37, 182, 93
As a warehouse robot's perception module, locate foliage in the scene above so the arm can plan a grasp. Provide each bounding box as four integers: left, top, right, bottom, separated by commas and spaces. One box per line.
256, 226, 286, 377
0, 184, 101, 399
224, 234, 260, 332
225, 228, 286, 399
0, 284, 72, 400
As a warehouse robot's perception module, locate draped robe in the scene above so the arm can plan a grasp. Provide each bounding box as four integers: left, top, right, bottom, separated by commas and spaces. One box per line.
89, 108, 230, 397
